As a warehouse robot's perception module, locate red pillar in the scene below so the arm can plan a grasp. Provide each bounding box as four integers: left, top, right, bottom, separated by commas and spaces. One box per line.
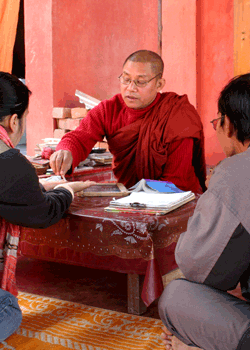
162, 0, 197, 107
24, 0, 54, 156
197, 0, 234, 166
162, 0, 234, 166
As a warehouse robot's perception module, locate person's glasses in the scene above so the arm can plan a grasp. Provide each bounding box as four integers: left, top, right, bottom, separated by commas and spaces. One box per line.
118, 73, 162, 88
210, 116, 223, 130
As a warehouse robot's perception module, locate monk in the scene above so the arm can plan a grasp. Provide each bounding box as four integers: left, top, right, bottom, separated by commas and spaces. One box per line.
158, 73, 250, 350
50, 50, 206, 193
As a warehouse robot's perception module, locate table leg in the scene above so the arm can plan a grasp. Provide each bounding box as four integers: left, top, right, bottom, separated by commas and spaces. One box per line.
127, 273, 147, 315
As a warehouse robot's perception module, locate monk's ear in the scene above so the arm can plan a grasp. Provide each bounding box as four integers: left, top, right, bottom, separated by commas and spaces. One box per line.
156, 77, 166, 91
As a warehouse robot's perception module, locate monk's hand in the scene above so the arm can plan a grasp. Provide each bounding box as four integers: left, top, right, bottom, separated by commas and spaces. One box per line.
49, 150, 73, 176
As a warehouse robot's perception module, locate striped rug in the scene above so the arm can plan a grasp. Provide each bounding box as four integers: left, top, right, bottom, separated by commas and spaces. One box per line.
0, 291, 165, 349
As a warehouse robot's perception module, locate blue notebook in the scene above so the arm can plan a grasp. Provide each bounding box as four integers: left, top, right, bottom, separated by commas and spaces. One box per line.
129, 179, 184, 194
145, 179, 184, 193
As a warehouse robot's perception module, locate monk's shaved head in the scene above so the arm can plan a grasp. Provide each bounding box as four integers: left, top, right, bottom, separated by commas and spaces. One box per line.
123, 50, 164, 77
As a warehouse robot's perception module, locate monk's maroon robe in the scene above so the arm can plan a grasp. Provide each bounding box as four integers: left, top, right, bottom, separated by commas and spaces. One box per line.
57, 92, 206, 192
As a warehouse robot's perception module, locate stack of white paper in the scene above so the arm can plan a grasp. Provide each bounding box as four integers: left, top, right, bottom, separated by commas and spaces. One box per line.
109, 191, 195, 211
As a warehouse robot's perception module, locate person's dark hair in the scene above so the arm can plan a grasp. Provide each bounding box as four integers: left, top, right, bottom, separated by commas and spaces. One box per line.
218, 73, 250, 144
123, 50, 164, 77
0, 72, 31, 122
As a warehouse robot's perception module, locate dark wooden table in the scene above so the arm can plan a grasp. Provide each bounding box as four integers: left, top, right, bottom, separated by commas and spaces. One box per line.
19, 166, 197, 314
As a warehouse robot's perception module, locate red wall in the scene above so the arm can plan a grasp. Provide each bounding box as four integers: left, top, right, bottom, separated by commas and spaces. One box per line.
162, 0, 234, 165
52, 0, 158, 106
162, 0, 234, 166
162, 0, 197, 107
197, 0, 234, 166
25, 0, 234, 164
25, 0, 158, 154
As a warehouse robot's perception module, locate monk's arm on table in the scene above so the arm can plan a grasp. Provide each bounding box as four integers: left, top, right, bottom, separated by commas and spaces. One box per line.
56, 103, 107, 170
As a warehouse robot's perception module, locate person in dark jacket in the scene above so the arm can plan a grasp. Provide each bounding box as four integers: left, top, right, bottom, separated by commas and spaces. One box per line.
0, 71, 95, 341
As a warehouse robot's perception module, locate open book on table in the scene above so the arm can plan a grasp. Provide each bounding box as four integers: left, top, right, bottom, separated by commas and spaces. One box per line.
105, 189, 195, 215
129, 179, 185, 194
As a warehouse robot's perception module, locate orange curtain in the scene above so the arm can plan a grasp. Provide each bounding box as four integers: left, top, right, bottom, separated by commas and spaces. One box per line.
0, 0, 20, 73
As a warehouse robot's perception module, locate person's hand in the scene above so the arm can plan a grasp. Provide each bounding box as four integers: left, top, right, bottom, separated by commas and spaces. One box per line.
39, 179, 67, 192
205, 168, 214, 188
49, 150, 73, 176
205, 161, 222, 188
54, 180, 96, 198
65, 180, 96, 193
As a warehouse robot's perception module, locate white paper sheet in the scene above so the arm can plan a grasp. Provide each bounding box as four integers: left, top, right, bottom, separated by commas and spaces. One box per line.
110, 191, 195, 209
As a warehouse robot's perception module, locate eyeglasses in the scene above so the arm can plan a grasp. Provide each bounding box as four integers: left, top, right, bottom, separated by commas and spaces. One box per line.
210, 116, 224, 130
118, 73, 162, 88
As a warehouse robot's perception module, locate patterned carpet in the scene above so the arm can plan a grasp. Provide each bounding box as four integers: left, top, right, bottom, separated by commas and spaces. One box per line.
0, 292, 165, 350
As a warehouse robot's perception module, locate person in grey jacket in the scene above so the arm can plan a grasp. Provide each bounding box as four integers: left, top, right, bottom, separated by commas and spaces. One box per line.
158, 73, 250, 350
